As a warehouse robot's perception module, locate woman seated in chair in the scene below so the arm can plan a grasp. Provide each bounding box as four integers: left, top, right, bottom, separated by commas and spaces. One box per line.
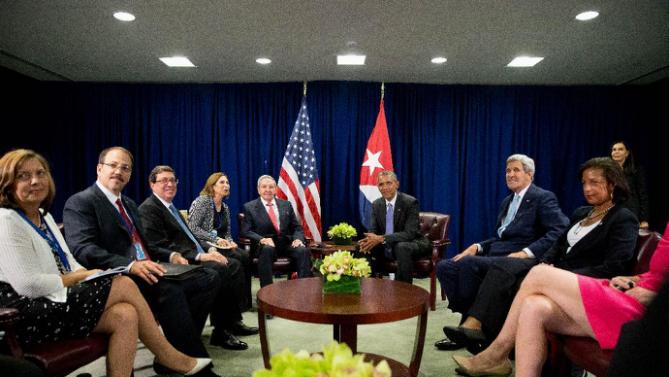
0, 149, 210, 377
188, 172, 252, 309
452, 221, 669, 377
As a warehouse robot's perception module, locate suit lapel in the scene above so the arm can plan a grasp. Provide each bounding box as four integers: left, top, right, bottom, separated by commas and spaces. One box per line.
92, 185, 131, 237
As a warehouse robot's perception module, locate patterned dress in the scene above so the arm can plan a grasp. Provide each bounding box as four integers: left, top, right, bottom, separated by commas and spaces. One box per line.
0, 209, 111, 346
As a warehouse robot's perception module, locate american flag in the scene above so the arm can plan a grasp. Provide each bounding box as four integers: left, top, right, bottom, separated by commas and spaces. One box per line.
277, 97, 322, 242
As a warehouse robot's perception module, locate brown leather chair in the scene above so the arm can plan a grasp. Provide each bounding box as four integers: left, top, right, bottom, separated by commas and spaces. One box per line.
381, 212, 451, 311
0, 308, 108, 377
237, 213, 297, 278
542, 229, 663, 377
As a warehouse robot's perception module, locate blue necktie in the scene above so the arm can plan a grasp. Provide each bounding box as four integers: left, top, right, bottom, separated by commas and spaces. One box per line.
384, 203, 394, 259
498, 194, 521, 237
169, 204, 205, 254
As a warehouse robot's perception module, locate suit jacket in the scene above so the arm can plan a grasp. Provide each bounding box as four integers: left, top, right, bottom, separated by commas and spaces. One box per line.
138, 194, 205, 263
368, 192, 429, 249
479, 184, 569, 258
241, 197, 304, 249
543, 205, 639, 278
63, 184, 171, 269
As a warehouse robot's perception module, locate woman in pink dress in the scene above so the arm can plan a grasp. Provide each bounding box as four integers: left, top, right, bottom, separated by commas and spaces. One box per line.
452, 221, 669, 377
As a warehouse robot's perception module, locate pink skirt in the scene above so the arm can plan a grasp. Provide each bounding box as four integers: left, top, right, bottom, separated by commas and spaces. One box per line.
578, 275, 645, 349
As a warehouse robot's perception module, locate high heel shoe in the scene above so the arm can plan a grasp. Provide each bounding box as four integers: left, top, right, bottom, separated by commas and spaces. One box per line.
452, 355, 512, 377
185, 358, 212, 376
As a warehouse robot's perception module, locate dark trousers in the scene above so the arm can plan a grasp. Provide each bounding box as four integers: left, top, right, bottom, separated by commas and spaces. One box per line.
436, 255, 508, 315
201, 258, 244, 328
256, 244, 312, 287
467, 258, 537, 339
373, 241, 429, 283
223, 248, 253, 310
132, 267, 220, 357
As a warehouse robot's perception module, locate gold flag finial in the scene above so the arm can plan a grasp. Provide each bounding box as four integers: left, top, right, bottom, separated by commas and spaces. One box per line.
381, 82, 385, 100
303, 81, 307, 97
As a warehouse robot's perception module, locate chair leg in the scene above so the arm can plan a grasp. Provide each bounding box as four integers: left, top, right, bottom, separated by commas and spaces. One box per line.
429, 271, 436, 311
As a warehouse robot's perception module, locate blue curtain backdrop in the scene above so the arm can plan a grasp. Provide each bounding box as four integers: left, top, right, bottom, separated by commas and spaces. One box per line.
2, 67, 666, 255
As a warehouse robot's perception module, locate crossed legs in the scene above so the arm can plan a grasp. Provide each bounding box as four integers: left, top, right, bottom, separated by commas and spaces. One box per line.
454, 264, 595, 377
92, 276, 197, 377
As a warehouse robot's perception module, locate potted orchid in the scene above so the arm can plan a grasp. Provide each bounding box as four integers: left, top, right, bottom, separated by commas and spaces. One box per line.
327, 222, 358, 245
319, 250, 371, 294
252, 341, 391, 377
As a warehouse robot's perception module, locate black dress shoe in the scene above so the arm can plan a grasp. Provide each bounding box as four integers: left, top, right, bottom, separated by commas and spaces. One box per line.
265, 314, 274, 320
210, 329, 248, 350
434, 337, 464, 350
443, 325, 487, 345
229, 320, 259, 336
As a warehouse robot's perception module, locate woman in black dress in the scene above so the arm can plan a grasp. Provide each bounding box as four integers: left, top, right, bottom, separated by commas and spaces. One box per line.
0, 149, 210, 377
611, 140, 650, 229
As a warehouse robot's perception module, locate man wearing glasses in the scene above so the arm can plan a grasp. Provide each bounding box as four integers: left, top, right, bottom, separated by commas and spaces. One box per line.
139, 165, 257, 351
63, 147, 221, 377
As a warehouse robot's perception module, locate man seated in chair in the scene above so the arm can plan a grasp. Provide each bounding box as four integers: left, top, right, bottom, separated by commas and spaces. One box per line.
63, 146, 221, 376
241, 175, 312, 288
433, 153, 569, 351
359, 170, 430, 283
138, 165, 258, 351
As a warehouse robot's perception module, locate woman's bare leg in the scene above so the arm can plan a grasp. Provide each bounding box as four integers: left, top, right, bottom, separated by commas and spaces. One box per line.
93, 302, 138, 377
94, 276, 196, 373
457, 265, 595, 371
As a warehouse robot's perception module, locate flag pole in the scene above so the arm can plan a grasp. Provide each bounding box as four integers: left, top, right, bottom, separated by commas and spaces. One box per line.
303, 81, 307, 97
381, 82, 384, 100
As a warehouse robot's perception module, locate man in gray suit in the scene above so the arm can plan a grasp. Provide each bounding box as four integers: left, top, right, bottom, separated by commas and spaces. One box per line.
434, 154, 569, 350
241, 175, 312, 288
359, 170, 430, 283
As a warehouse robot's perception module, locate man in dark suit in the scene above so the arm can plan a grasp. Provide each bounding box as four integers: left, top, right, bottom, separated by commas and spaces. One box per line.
63, 147, 221, 377
359, 170, 430, 283
138, 165, 257, 351
241, 175, 312, 288
434, 154, 569, 350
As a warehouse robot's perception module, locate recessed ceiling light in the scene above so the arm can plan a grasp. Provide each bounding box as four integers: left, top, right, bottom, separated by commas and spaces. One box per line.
113, 11, 135, 22
159, 56, 196, 67
431, 57, 447, 64
507, 56, 544, 67
256, 58, 272, 65
575, 11, 599, 21
337, 54, 366, 65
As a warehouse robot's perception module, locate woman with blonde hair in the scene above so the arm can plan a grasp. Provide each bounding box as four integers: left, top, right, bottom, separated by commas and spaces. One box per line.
189, 172, 252, 310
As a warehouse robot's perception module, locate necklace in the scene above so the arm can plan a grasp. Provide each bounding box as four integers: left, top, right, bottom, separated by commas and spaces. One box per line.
575, 204, 614, 234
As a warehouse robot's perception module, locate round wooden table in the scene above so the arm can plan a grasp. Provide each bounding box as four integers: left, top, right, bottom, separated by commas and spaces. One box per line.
256, 277, 429, 377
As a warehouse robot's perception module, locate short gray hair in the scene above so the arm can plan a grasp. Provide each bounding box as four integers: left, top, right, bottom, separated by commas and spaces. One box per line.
257, 174, 276, 188
507, 154, 535, 176
377, 170, 398, 182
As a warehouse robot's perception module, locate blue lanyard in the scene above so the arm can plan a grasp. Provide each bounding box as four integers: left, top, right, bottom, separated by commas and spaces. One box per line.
15, 209, 72, 272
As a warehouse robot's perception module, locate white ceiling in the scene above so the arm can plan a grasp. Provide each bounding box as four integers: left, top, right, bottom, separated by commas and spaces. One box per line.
1, 0, 668, 85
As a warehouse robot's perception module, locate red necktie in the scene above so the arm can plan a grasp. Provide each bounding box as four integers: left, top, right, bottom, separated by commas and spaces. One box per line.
266, 202, 280, 234
116, 199, 151, 261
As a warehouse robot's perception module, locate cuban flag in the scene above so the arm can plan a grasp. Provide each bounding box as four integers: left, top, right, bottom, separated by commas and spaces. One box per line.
277, 97, 322, 242
359, 100, 394, 229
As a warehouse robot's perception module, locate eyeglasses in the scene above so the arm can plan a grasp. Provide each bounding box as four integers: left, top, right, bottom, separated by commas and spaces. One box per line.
100, 162, 132, 174
155, 178, 179, 185
16, 170, 48, 182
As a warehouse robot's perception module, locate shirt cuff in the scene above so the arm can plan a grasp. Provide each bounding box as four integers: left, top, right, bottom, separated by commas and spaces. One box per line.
475, 243, 482, 253
523, 248, 535, 258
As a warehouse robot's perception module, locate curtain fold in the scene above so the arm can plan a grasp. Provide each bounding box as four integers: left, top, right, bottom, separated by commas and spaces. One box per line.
1, 72, 666, 254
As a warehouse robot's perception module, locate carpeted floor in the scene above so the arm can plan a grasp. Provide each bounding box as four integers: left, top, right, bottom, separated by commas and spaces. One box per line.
67, 276, 495, 377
